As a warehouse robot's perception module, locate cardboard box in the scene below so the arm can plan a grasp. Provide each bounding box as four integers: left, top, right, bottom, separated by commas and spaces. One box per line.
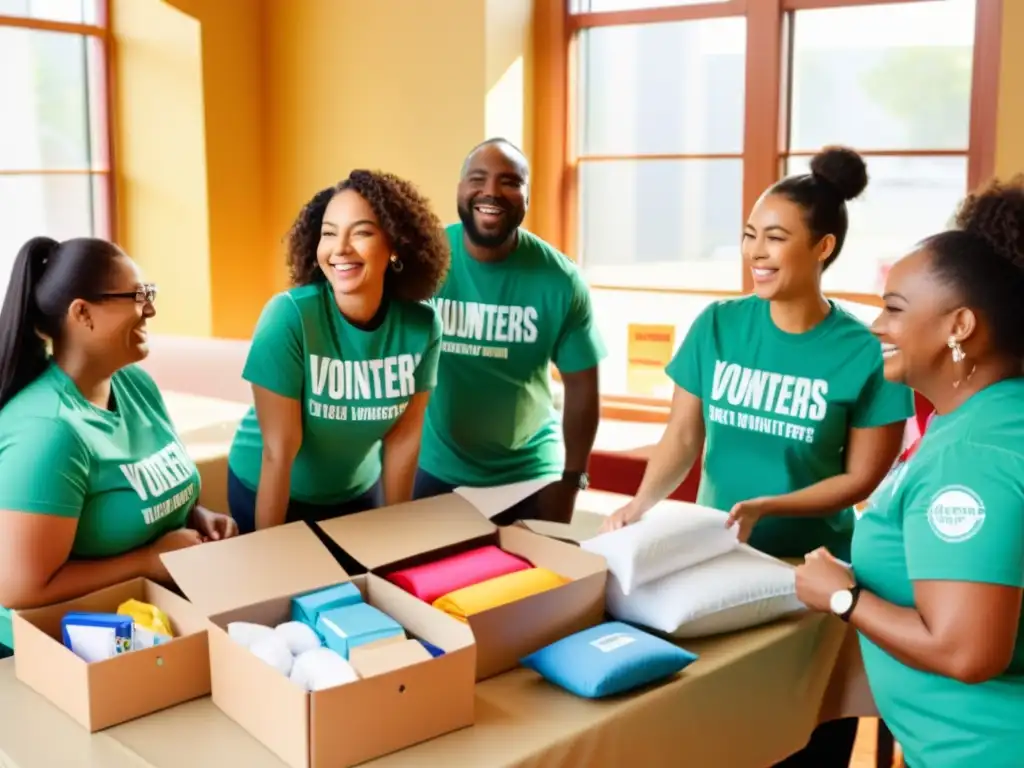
12, 577, 210, 732
316, 492, 608, 681
160, 522, 476, 768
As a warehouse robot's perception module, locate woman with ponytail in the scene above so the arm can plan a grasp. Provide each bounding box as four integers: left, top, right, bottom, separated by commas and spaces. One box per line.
0, 237, 237, 659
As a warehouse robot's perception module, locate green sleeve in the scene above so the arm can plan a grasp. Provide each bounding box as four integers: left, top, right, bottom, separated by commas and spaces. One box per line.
414, 308, 443, 392
851, 360, 915, 428
243, 293, 305, 399
0, 418, 90, 517
552, 271, 607, 374
903, 445, 1024, 588
665, 303, 715, 398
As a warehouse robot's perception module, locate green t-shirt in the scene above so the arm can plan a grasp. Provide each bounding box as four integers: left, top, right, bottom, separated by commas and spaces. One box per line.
228, 282, 442, 505
419, 224, 607, 487
0, 363, 201, 649
852, 378, 1024, 768
666, 296, 913, 560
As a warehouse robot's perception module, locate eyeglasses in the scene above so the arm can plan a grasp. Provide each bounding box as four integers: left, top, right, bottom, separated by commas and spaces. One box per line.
97, 283, 158, 305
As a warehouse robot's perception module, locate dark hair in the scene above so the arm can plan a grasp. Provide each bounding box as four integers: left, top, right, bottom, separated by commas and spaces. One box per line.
0, 237, 124, 408
461, 137, 529, 178
768, 146, 868, 271
287, 170, 450, 302
923, 174, 1024, 360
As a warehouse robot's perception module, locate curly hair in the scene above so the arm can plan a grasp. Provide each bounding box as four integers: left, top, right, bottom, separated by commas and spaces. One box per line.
286, 170, 450, 302
924, 174, 1024, 359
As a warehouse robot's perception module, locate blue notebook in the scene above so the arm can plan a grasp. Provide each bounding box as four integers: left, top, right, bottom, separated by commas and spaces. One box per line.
315, 603, 404, 659
291, 582, 363, 627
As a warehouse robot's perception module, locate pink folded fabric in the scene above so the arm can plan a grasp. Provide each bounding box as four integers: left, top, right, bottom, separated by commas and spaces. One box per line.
386, 546, 532, 604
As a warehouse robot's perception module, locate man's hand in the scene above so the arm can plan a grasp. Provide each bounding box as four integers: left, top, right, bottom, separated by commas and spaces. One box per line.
535, 480, 580, 525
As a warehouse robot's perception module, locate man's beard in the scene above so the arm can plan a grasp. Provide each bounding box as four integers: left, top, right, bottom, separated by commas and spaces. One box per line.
457, 199, 524, 248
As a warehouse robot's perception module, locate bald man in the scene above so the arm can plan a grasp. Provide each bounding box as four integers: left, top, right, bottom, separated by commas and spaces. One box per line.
415, 138, 606, 524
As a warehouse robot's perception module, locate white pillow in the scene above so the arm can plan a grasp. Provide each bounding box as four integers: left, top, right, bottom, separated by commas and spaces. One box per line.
605, 546, 806, 639
581, 501, 738, 594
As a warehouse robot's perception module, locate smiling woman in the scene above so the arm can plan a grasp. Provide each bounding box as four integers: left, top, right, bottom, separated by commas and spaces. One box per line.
0, 235, 237, 658
226, 170, 451, 544
602, 146, 915, 766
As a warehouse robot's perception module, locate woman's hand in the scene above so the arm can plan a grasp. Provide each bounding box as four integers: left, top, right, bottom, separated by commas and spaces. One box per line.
600, 500, 646, 533
795, 547, 855, 612
145, 528, 204, 583
725, 496, 774, 543
189, 505, 239, 542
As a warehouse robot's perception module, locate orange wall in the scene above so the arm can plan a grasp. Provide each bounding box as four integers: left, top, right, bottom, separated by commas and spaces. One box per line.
113, 0, 532, 339
996, 0, 1024, 178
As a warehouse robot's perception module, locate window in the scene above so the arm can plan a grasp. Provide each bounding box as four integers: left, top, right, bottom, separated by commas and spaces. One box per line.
0, 0, 111, 297
787, 0, 976, 295
547, 0, 1000, 407
576, 18, 746, 291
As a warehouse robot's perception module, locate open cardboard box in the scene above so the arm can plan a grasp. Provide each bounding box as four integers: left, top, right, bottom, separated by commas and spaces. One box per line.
316, 492, 608, 681
160, 522, 476, 768
12, 577, 210, 732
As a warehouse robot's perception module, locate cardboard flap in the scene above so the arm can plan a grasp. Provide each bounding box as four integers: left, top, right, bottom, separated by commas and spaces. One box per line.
454, 477, 555, 520
317, 493, 496, 570
161, 522, 348, 615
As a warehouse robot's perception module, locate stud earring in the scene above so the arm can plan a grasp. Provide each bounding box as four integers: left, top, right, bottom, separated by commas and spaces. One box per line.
947, 335, 966, 364
389, 253, 404, 273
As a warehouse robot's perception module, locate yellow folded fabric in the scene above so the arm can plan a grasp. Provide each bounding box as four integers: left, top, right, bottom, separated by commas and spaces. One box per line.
117, 599, 174, 638
432, 567, 570, 622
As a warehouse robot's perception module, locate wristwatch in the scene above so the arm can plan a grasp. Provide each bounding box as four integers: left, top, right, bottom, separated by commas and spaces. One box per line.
562, 470, 590, 491
829, 584, 863, 622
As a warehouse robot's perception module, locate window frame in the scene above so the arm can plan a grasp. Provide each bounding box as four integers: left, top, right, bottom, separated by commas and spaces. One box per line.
0, 1, 116, 241
534, 0, 1003, 421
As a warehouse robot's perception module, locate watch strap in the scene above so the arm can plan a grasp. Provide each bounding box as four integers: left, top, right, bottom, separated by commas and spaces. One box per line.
839, 584, 863, 622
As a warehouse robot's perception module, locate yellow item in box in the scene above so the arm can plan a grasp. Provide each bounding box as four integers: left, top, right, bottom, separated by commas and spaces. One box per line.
117, 599, 174, 638
432, 567, 570, 622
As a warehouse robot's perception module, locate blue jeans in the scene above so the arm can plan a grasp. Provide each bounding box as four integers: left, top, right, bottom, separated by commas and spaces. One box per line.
412, 468, 546, 526
227, 468, 383, 575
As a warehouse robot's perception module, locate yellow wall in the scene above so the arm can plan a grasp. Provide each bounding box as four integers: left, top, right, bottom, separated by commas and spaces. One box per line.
113, 0, 1020, 339
996, 0, 1024, 178
113, 0, 532, 339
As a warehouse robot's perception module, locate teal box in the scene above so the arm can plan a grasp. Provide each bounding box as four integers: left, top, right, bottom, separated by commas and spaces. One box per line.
315, 603, 404, 660
291, 582, 363, 626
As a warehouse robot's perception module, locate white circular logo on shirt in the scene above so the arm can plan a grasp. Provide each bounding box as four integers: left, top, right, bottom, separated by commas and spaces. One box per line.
927, 486, 986, 543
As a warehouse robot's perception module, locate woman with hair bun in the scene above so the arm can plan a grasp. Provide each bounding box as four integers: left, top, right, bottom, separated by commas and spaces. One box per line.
603, 146, 915, 765
796, 176, 1024, 768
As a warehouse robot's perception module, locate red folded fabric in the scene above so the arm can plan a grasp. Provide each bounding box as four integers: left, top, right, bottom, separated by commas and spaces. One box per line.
386, 545, 532, 604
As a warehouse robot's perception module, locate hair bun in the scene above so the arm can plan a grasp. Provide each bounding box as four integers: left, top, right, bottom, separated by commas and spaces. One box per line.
809, 146, 868, 202
954, 174, 1024, 271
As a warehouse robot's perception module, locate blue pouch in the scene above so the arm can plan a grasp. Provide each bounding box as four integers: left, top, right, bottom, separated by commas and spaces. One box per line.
291, 582, 363, 627
315, 603, 404, 659
520, 621, 697, 699
61, 612, 135, 663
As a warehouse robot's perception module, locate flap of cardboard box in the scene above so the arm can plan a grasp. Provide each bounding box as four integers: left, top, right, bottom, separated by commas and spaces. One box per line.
317, 493, 496, 571
452, 478, 554, 520
161, 522, 349, 616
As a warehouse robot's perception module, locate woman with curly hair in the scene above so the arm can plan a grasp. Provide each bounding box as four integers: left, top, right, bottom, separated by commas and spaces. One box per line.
225, 170, 450, 535
796, 176, 1024, 768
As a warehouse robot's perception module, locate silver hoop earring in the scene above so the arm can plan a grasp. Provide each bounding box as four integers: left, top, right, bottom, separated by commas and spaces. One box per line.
389, 254, 404, 273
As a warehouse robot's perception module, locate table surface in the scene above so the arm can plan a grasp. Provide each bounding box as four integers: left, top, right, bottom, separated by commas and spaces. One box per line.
0, 611, 850, 768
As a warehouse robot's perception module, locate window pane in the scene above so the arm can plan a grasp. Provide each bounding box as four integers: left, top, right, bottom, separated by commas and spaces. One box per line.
0, 0, 99, 24
0, 28, 104, 171
578, 18, 745, 155
578, 158, 742, 290
0, 172, 107, 296
785, 155, 967, 295
571, 0, 730, 12
790, 0, 975, 151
